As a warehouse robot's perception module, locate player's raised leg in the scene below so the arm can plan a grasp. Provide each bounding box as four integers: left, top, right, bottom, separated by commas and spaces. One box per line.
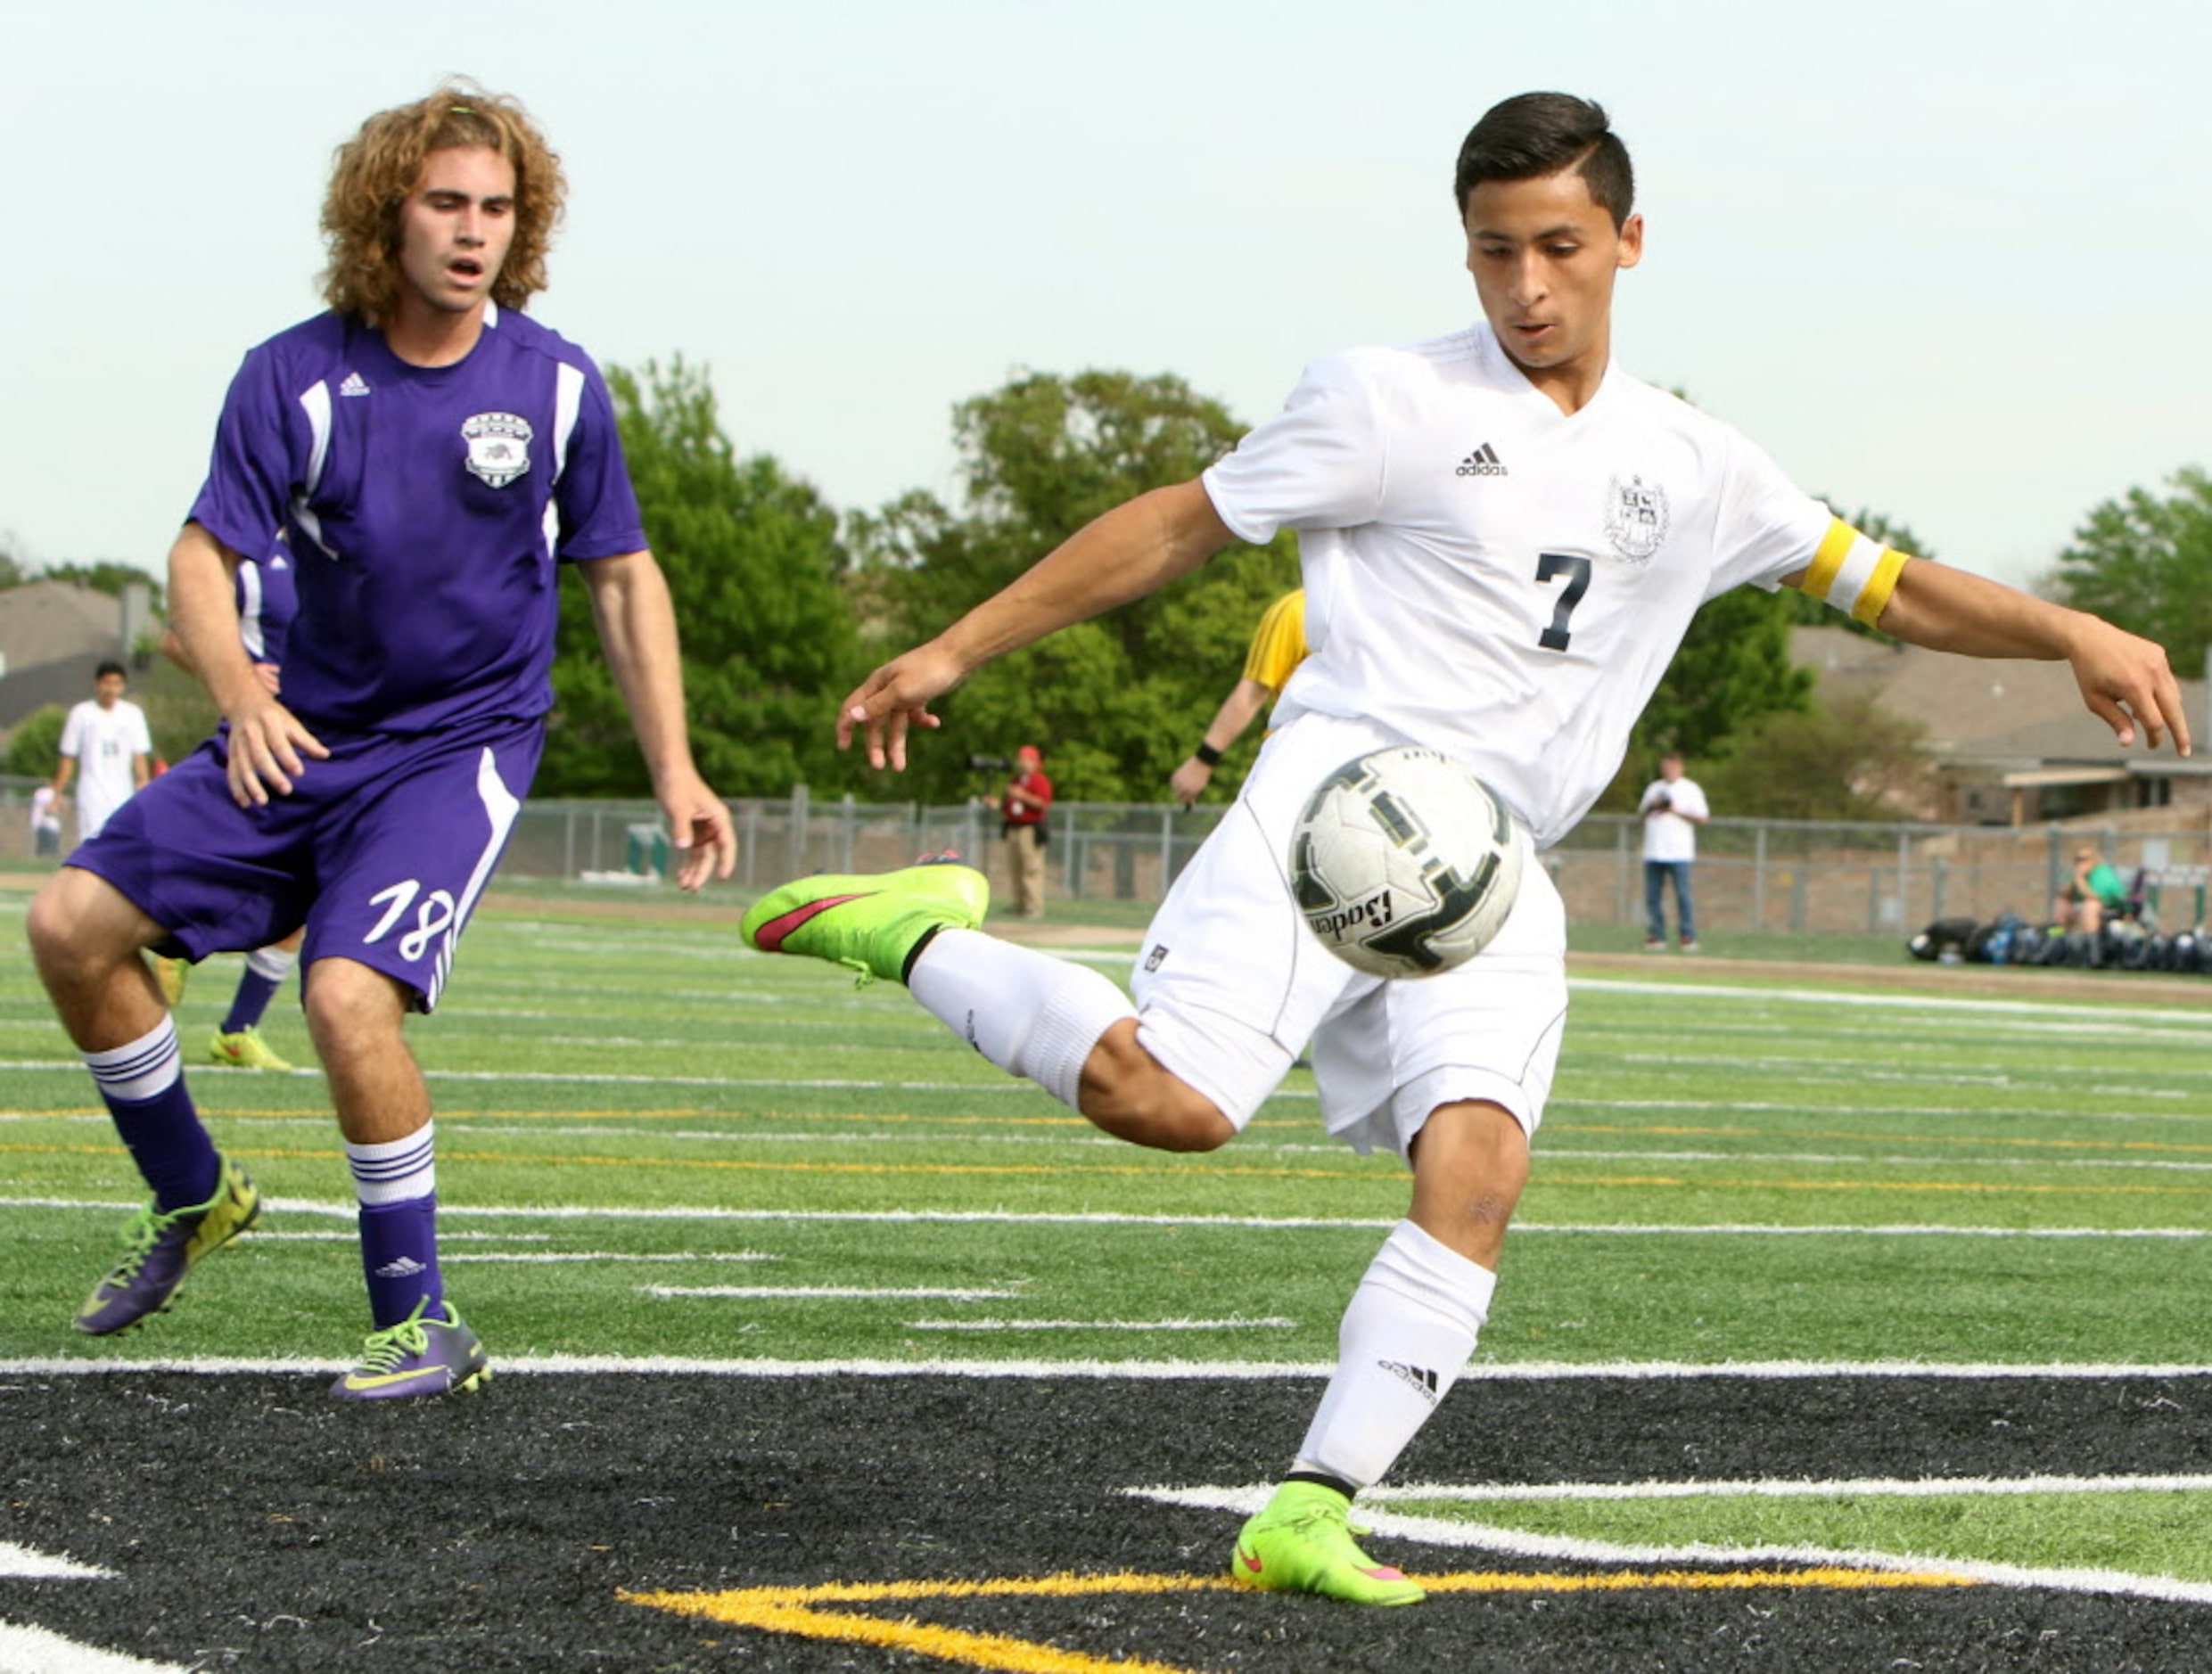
28, 867, 260, 1334
742, 863, 1237, 1152
308, 957, 487, 1399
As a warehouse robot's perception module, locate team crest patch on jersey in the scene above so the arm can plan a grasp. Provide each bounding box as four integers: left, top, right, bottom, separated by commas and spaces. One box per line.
462, 412, 534, 488
1603, 474, 1669, 562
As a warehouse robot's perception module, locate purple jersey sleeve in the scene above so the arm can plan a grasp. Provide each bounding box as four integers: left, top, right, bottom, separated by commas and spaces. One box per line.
189, 341, 308, 564
553, 360, 646, 562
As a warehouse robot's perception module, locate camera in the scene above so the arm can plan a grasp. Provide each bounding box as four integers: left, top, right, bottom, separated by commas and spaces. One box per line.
1652, 791, 1671, 810
967, 754, 1010, 772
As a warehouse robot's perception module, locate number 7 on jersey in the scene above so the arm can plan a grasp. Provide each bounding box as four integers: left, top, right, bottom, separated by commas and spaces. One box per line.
1535, 552, 1592, 652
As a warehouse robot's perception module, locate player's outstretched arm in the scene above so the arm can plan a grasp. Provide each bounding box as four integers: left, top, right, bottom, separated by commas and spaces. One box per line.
580, 550, 736, 891
1871, 558, 2191, 756
169, 522, 328, 807
1171, 677, 1274, 806
843, 480, 1236, 769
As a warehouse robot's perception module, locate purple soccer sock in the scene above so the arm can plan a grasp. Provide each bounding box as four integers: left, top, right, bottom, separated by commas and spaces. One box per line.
358, 1195, 446, 1328
219, 968, 285, 1036
86, 1017, 221, 1211
348, 1124, 445, 1328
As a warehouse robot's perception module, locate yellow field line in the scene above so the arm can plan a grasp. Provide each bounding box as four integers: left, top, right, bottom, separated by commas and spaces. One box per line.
8, 1139, 2212, 1195
624, 1565, 1977, 1673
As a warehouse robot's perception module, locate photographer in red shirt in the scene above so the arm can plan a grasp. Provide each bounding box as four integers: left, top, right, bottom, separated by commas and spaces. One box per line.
1000, 745, 1055, 917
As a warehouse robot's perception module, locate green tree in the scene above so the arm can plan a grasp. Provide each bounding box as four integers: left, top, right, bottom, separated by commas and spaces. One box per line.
1701, 689, 1933, 821
2047, 466, 2212, 672
5, 704, 65, 777
853, 370, 1298, 802
540, 358, 862, 798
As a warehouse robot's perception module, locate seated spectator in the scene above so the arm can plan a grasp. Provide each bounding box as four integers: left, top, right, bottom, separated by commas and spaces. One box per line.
2054, 844, 2131, 934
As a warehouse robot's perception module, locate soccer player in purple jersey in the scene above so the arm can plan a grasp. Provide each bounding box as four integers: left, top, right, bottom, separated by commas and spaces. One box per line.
27, 82, 736, 1400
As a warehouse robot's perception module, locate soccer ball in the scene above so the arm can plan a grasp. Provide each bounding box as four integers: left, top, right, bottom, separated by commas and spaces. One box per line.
1288, 745, 1524, 979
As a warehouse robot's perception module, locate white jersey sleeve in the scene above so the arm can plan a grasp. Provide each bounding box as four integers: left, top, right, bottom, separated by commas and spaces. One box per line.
123, 702, 152, 758
58, 701, 88, 759
1703, 425, 1838, 603
1201, 354, 1388, 544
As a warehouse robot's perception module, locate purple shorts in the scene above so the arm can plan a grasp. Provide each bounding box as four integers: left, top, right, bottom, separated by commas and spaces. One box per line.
72, 717, 542, 1013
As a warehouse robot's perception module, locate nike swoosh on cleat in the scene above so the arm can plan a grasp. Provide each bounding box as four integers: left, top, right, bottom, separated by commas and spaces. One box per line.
1237, 1547, 1263, 1574
752, 894, 871, 952
1361, 1566, 1408, 1580
340, 1368, 449, 1393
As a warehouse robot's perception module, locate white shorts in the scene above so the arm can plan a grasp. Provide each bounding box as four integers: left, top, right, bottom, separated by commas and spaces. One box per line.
1131, 713, 1566, 1159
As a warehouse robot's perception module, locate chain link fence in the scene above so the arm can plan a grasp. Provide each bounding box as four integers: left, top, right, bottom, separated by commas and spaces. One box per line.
7, 775, 2209, 935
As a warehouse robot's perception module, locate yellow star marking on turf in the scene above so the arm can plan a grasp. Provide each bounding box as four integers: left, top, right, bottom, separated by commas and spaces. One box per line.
622, 1566, 1978, 1671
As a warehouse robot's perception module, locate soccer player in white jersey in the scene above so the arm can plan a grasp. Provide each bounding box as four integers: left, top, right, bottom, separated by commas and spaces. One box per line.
742, 93, 2190, 1604
53, 661, 152, 845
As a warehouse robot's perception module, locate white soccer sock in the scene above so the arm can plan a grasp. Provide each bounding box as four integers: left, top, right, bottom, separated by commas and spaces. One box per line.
907, 929, 1136, 1109
345, 1121, 437, 1205
1292, 1219, 1496, 1489
246, 945, 299, 982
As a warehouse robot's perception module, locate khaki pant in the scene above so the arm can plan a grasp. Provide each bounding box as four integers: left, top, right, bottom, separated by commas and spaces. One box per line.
1006, 823, 1047, 916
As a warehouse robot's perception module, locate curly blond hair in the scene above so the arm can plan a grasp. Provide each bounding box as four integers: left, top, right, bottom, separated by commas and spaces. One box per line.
320, 79, 567, 323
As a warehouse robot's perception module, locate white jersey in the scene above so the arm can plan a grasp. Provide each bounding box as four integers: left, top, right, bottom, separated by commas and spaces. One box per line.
1202, 323, 1834, 847
59, 697, 152, 841
1639, 775, 1708, 862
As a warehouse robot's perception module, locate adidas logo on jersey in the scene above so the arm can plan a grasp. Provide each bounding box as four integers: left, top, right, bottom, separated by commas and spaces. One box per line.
339, 371, 371, 397
1455, 443, 1507, 477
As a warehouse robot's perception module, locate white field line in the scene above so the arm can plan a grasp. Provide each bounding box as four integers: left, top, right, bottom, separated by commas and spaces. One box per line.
1567, 976, 2212, 1028
243, 1229, 551, 1243
643, 1284, 1023, 1301
1363, 1472, 2212, 1502
0, 1543, 111, 1580
904, 1317, 1297, 1332
0, 1622, 189, 1674
1132, 1484, 2212, 1607
4, 1355, 2208, 1381
447, 1251, 777, 1264
6, 1195, 2211, 1239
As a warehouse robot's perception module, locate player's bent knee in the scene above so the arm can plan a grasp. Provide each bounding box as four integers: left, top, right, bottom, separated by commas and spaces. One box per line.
26, 871, 153, 981
1078, 1025, 1237, 1153
301, 959, 409, 1056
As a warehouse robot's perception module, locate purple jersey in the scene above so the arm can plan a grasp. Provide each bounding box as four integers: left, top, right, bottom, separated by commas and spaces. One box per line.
188, 305, 646, 734
236, 540, 298, 669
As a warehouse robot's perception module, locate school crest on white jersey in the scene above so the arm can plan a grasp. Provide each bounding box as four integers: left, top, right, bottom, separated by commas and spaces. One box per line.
461, 413, 533, 488
1603, 474, 1669, 562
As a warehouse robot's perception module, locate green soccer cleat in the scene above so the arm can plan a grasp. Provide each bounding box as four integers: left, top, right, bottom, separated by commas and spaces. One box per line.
153, 955, 188, 1008
740, 862, 990, 986
1229, 1481, 1426, 1606
207, 1026, 293, 1071
75, 1155, 262, 1335
330, 1298, 491, 1401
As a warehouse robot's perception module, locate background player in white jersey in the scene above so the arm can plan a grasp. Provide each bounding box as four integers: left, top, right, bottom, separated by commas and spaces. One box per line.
158, 541, 306, 1069
742, 93, 2188, 1603
52, 661, 152, 845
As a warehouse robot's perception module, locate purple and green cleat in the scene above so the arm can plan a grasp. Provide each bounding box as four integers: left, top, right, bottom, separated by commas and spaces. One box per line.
331, 1298, 489, 1400
1229, 1481, 1426, 1606
740, 862, 990, 986
75, 1155, 261, 1335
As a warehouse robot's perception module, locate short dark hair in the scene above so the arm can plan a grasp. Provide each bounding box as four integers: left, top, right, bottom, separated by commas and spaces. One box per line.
1453, 92, 1634, 229
95, 660, 127, 682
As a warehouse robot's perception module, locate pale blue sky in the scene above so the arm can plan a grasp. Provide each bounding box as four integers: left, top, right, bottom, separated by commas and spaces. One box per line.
3, 0, 2205, 592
